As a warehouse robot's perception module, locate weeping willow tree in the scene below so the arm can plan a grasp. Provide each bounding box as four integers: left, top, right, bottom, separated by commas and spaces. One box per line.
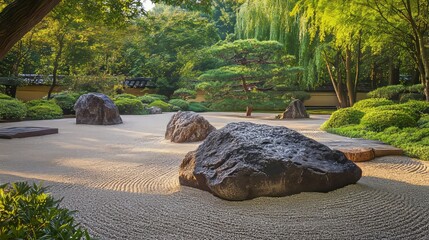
235, 0, 321, 88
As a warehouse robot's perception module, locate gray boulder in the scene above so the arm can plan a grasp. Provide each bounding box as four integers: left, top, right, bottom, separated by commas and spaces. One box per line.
280, 99, 309, 119
179, 122, 362, 200
148, 106, 162, 114
74, 93, 122, 125
165, 111, 216, 143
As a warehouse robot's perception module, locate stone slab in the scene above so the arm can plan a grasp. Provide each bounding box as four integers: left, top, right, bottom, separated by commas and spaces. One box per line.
0, 127, 58, 139
336, 147, 375, 162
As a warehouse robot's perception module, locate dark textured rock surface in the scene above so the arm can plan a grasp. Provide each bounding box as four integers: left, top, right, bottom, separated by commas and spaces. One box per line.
165, 111, 215, 143
281, 99, 309, 119
0, 127, 58, 139
74, 93, 122, 125
148, 106, 162, 114
179, 122, 362, 200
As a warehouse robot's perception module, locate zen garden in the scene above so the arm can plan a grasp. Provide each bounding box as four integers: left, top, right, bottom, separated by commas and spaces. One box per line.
0, 0, 428, 239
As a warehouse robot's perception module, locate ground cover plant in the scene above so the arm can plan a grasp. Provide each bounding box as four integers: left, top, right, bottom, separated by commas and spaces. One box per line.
322, 98, 429, 160
0, 98, 27, 121
0, 182, 92, 239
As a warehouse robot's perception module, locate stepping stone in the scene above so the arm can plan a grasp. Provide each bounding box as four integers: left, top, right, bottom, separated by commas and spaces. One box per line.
373, 148, 404, 157
336, 147, 375, 162
0, 127, 58, 139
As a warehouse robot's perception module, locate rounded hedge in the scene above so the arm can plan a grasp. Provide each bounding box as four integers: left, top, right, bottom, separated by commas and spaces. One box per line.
399, 93, 425, 102
114, 98, 145, 114
138, 95, 157, 104
148, 100, 172, 112
188, 102, 209, 112
361, 110, 416, 131
0, 99, 27, 120
168, 99, 189, 111
283, 91, 311, 101
321, 108, 365, 130
27, 104, 63, 120
52, 92, 80, 115
210, 99, 247, 111
353, 98, 394, 111
375, 104, 421, 121
172, 88, 196, 100
402, 100, 429, 114
367, 85, 405, 100
145, 94, 168, 102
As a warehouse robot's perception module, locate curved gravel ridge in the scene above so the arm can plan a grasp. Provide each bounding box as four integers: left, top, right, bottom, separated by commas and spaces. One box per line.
0, 113, 428, 239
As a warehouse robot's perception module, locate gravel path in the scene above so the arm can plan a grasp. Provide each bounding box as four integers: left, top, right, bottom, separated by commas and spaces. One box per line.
0, 113, 428, 239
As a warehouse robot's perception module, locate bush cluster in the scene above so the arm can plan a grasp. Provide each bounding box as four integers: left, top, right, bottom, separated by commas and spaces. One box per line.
145, 94, 169, 102
188, 102, 209, 112
114, 98, 146, 115
169, 99, 189, 111
209, 98, 247, 112
26, 100, 63, 120
0, 182, 91, 239
321, 108, 364, 130
352, 98, 394, 110
360, 110, 416, 131
148, 100, 173, 112
283, 91, 311, 102
114, 93, 137, 100
0, 99, 27, 120
172, 88, 196, 100
0, 93, 13, 100
51, 91, 80, 115
367, 84, 424, 101
138, 95, 157, 104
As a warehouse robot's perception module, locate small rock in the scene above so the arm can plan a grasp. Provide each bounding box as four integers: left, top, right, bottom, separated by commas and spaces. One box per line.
148, 106, 162, 114
165, 111, 215, 143
280, 99, 309, 119
179, 122, 362, 200
74, 93, 122, 125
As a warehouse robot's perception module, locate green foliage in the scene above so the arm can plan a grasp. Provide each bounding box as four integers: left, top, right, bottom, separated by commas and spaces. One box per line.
148, 100, 172, 112
367, 85, 406, 100
399, 93, 425, 102
321, 108, 365, 130
407, 84, 424, 93
70, 76, 124, 95
145, 94, 169, 102
283, 91, 311, 101
114, 93, 137, 100
114, 98, 146, 115
51, 91, 80, 115
360, 110, 416, 131
0, 99, 27, 120
168, 99, 189, 111
374, 104, 421, 121
0, 93, 12, 100
418, 114, 429, 128
188, 102, 209, 112
0, 182, 91, 239
210, 98, 248, 111
253, 99, 289, 111
352, 98, 394, 110
138, 95, 157, 104
172, 88, 196, 100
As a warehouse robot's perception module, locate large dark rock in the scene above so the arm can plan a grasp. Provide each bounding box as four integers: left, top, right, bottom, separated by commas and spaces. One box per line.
179, 122, 362, 200
148, 106, 162, 114
165, 111, 215, 143
280, 99, 309, 119
74, 93, 122, 125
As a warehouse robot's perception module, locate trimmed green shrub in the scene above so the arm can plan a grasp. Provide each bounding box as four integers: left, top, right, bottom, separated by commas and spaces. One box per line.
253, 99, 289, 111
169, 99, 189, 110
0, 182, 92, 239
210, 99, 247, 111
27, 104, 63, 120
374, 104, 420, 121
399, 93, 424, 102
51, 92, 80, 115
114, 98, 146, 114
407, 84, 424, 93
404, 145, 429, 160
367, 85, 405, 100
0, 99, 27, 120
171, 105, 181, 112
0, 93, 12, 100
283, 91, 311, 102
172, 88, 196, 100
418, 114, 429, 128
361, 110, 416, 131
145, 94, 168, 102
353, 98, 394, 110
138, 95, 157, 104
148, 100, 172, 112
321, 108, 365, 130
114, 93, 137, 100
26, 99, 56, 108
188, 102, 209, 112
402, 100, 429, 114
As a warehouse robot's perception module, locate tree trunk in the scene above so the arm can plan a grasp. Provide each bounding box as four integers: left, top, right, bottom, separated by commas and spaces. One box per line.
246, 106, 253, 117
388, 60, 400, 85
0, 0, 61, 59
325, 51, 348, 108
345, 47, 356, 106
241, 76, 253, 116
416, 33, 429, 101
48, 34, 64, 99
